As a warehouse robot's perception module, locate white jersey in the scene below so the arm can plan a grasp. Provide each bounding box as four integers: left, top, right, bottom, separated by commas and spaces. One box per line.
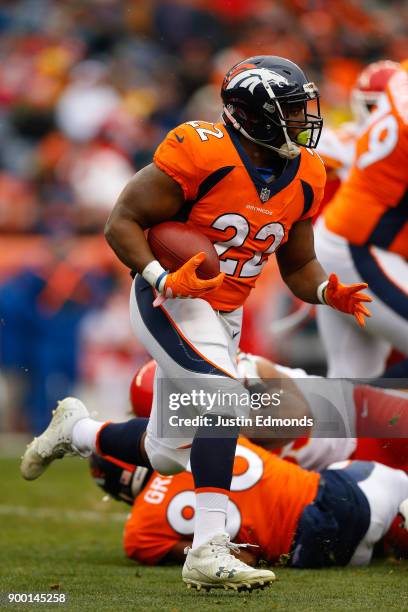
274, 434, 357, 471
274, 363, 357, 470
317, 123, 358, 182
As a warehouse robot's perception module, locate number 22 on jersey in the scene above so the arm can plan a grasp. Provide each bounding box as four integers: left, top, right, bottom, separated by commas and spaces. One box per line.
187, 121, 285, 278
212, 214, 285, 277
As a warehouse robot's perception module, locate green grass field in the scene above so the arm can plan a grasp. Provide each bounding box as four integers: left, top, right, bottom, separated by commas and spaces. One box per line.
1, 457, 408, 612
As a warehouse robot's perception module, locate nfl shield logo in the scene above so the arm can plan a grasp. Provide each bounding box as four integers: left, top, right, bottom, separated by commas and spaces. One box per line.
260, 187, 270, 203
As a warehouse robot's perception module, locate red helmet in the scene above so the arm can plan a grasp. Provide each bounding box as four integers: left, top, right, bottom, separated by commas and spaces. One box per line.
129, 359, 156, 417
351, 60, 401, 124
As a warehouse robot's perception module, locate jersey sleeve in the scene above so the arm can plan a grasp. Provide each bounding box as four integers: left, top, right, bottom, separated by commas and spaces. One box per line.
123, 496, 180, 566
153, 124, 205, 201
299, 152, 327, 221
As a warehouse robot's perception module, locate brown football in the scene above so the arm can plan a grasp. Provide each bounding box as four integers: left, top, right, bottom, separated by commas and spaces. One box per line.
147, 221, 220, 280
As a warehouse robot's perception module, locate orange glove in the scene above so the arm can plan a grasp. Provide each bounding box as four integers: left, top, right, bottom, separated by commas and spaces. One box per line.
322, 273, 372, 327
154, 252, 224, 305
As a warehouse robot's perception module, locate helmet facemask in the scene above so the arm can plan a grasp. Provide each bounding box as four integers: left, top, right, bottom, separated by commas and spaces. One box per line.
89, 453, 151, 505
273, 90, 323, 149
350, 89, 382, 125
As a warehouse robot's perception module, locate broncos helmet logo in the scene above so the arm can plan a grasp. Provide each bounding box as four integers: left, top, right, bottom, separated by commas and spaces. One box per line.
226, 68, 289, 94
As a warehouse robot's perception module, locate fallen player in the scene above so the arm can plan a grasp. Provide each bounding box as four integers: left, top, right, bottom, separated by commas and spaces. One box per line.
90, 437, 408, 570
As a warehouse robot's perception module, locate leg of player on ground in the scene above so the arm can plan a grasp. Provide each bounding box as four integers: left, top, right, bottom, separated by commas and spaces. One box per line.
327, 460, 408, 565
20, 397, 151, 481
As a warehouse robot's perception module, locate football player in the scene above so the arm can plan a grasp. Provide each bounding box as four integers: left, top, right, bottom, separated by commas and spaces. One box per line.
314, 65, 408, 377
238, 353, 408, 471
130, 356, 408, 473
21, 56, 371, 592
317, 60, 401, 200
90, 438, 408, 571
272, 61, 401, 340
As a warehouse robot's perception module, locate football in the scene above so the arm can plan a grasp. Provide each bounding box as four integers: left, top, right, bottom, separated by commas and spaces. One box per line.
147, 221, 220, 279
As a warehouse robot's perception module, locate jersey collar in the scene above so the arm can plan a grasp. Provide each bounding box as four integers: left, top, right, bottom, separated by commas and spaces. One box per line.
225, 125, 301, 203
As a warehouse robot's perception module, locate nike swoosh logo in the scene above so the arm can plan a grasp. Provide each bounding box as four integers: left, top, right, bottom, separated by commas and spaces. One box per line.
175, 133, 184, 143
232, 330, 240, 339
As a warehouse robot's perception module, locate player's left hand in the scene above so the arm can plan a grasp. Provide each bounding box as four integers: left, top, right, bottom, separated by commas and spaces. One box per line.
324, 273, 372, 327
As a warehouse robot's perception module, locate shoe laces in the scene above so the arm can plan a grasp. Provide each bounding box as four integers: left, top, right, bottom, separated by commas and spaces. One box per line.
185, 537, 259, 566
225, 540, 258, 554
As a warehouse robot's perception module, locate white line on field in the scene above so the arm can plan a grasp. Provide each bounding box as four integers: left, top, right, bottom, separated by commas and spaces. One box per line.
0, 504, 128, 523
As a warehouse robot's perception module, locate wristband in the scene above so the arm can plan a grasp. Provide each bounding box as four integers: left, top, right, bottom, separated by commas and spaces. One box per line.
142, 260, 168, 292
317, 280, 329, 305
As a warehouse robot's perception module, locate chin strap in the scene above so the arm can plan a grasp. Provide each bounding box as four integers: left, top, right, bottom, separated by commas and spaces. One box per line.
222, 106, 300, 159
278, 141, 302, 159
260, 74, 302, 159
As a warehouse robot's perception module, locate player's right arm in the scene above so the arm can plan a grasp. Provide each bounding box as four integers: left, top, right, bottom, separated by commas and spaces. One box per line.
104, 163, 183, 272
105, 132, 224, 298
238, 353, 313, 449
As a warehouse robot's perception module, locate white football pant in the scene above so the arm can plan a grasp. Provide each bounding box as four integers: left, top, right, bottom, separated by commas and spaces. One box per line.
130, 276, 248, 475
329, 460, 408, 565
314, 218, 408, 377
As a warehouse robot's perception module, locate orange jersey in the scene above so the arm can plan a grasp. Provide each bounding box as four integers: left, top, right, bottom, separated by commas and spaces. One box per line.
123, 438, 320, 565
324, 70, 408, 257
317, 123, 357, 214
154, 121, 326, 311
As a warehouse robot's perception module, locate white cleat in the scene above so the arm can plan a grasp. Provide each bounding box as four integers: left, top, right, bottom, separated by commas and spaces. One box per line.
399, 498, 408, 530
20, 397, 90, 481
182, 533, 275, 592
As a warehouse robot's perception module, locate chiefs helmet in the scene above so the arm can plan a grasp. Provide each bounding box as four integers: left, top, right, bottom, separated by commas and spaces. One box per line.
89, 453, 151, 505
221, 55, 323, 159
351, 60, 401, 124
129, 359, 156, 417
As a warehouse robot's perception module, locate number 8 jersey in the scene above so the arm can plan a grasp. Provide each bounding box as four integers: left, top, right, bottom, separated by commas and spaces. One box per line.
123, 438, 320, 565
154, 121, 326, 312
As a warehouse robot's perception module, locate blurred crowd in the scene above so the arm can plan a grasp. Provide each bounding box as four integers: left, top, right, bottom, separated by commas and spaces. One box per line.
0, 0, 407, 434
